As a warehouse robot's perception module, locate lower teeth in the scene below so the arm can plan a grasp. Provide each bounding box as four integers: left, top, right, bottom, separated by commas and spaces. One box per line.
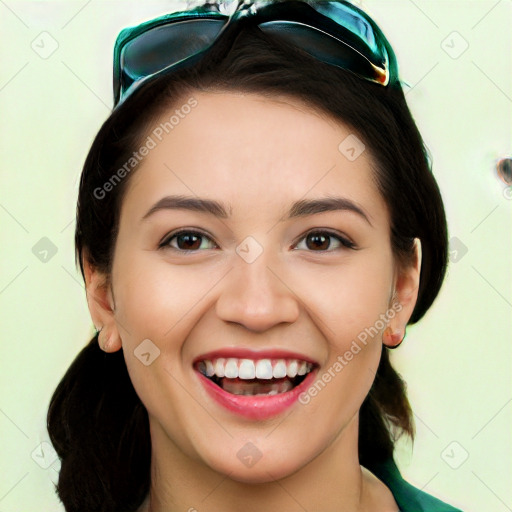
220, 377, 295, 396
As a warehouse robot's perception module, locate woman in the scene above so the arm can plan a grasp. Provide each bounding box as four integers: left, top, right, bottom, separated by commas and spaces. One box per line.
47, 1, 463, 511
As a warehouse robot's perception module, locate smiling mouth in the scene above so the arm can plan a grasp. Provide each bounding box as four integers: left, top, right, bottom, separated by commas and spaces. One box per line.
194, 357, 316, 396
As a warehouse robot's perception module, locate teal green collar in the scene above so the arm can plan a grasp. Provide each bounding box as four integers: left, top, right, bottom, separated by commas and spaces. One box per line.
366, 457, 464, 512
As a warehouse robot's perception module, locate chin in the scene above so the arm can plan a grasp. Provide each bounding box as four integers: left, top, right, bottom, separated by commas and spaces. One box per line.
201, 445, 311, 484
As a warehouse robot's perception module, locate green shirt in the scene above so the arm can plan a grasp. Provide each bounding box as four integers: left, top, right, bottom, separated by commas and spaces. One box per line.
368, 458, 464, 511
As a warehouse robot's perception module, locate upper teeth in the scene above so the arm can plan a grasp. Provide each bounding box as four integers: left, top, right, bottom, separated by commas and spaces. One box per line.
197, 358, 313, 380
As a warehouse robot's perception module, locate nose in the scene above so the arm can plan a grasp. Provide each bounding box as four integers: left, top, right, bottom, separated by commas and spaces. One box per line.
215, 251, 300, 333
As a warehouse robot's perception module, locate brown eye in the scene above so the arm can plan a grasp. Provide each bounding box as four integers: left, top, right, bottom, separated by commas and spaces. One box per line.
306, 232, 330, 250
175, 233, 202, 250
160, 230, 216, 251
295, 230, 356, 252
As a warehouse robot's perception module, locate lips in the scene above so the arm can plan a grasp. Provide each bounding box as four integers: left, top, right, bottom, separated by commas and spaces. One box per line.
192, 348, 319, 419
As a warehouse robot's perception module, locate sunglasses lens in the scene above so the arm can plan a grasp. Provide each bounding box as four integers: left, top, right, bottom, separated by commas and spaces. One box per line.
115, 1, 397, 105
312, 1, 392, 83
260, 21, 384, 83
120, 18, 226, 92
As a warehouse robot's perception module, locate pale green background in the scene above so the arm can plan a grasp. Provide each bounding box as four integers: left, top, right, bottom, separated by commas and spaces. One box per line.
0, 1, 510, 511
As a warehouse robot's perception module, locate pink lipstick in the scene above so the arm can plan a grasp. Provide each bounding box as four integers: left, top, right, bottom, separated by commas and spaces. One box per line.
193, 348, 319, 420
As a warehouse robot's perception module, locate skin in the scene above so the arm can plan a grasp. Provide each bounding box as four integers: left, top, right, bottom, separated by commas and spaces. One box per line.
85, 90, 421, 512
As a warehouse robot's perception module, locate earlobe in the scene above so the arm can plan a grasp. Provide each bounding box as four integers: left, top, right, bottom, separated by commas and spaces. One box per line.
83, 253, 122, 352
382, 326, 405, 349
383, 238, 422, 349
96, 325, 120, 352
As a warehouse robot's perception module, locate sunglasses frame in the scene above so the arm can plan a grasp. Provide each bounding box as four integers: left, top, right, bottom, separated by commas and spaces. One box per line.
113, 0, 401, 107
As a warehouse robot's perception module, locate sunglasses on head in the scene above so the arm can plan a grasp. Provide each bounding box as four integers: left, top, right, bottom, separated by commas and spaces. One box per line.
113, 0, 401, 108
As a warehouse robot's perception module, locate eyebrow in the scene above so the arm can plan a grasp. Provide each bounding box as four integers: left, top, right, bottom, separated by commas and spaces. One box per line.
141, 194, 372, 225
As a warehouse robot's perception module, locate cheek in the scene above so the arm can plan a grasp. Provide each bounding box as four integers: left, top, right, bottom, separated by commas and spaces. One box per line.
112, 249, 214, 341
297, 262, 391, 425
110, 249, 218, 409
112, 251, 208, 446
288, 249, 395, 343
308, 252, 394, 410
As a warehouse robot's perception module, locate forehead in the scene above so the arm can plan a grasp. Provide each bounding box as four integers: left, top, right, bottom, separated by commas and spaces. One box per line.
120, 90, 388, 225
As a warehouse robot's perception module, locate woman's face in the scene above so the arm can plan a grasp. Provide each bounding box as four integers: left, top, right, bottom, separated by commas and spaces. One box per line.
90, 90, 418, 483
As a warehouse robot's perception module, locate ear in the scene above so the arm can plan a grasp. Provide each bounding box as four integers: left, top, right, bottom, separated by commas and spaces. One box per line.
384, 238, 422, 348
83, 251, 122, 353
